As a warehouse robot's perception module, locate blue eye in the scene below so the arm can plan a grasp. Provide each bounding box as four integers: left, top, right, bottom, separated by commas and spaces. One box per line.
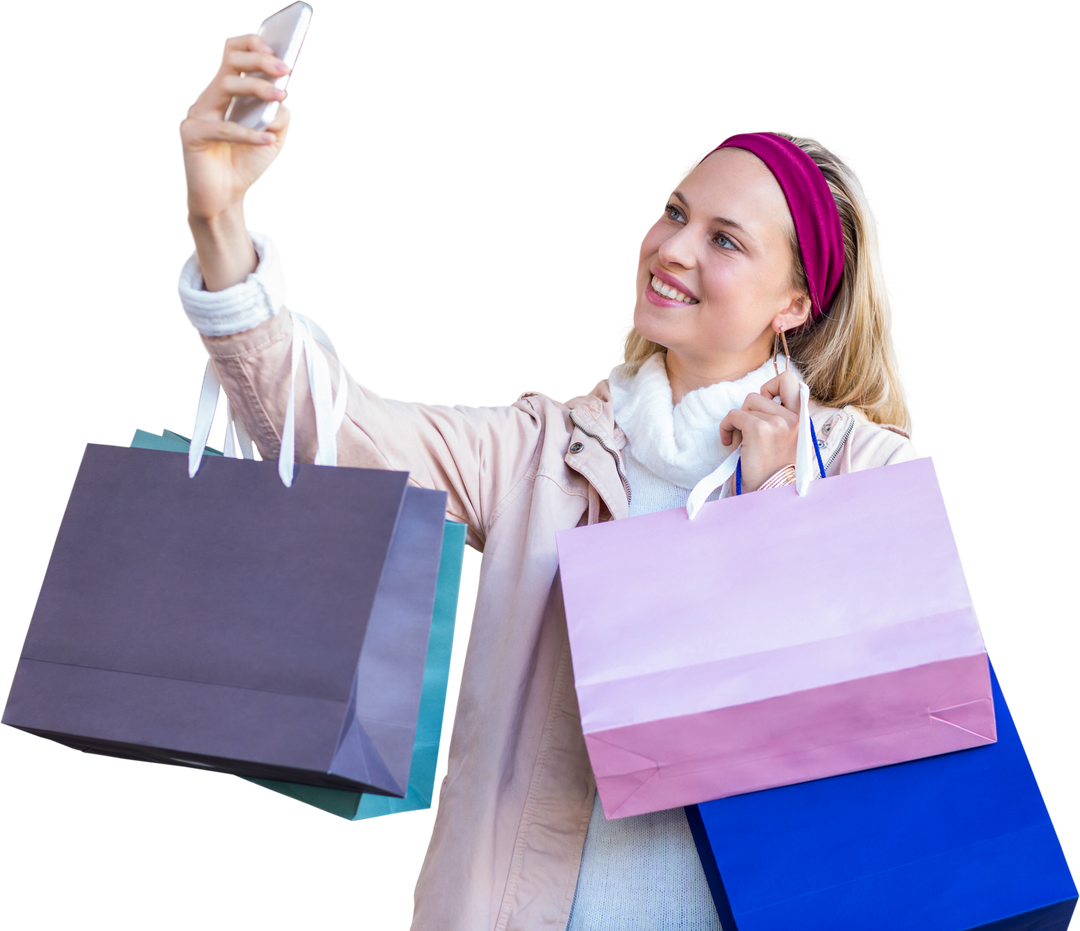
665, 204, 685, 223
715, 233, 737, 250
660, 201, 738, 249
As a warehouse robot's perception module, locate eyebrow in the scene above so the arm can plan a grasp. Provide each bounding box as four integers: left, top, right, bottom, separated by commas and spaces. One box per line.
672, 190, 749, 234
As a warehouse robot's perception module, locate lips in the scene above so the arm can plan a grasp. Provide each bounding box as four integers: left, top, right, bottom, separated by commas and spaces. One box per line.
648, 265, 699, 302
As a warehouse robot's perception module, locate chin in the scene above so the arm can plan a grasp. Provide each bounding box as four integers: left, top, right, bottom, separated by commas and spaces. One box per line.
633, 304, 673, 349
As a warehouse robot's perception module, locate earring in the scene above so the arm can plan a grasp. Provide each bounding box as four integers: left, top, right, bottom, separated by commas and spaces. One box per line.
771, 327, 791, 376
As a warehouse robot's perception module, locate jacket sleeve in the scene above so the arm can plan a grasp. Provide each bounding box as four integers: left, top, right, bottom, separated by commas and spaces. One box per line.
179, 238, 544, 550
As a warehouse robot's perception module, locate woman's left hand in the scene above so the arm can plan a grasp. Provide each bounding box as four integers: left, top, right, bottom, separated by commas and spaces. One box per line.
719, 371, 801, 492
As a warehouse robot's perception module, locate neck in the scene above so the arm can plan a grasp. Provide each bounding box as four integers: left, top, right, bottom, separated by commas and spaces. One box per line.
665, 347, 772, 404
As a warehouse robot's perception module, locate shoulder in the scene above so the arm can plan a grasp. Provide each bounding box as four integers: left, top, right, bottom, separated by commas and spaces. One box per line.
847, 414, 919, 470
516, 380, 617, 437
808, 400, 919, 474
517, 379, 613, 411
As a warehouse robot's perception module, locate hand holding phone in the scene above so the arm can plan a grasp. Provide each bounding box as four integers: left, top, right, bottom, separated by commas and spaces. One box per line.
182, 5, 313, 291
225, 2, 313, 130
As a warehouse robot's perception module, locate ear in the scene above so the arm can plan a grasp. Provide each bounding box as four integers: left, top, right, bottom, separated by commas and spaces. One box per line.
773, 292, 812, 332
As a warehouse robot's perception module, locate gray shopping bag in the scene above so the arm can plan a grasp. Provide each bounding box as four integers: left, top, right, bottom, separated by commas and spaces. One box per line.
3, 441, 446, 799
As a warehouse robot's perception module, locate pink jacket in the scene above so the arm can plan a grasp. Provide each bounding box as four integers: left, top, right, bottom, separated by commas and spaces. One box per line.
203, 308, 918, 931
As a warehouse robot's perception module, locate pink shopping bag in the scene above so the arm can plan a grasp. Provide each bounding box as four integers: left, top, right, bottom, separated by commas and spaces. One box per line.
556, 420, 994, 819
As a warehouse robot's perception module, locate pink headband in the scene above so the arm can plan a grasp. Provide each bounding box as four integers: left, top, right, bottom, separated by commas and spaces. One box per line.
705, 133, 845, 319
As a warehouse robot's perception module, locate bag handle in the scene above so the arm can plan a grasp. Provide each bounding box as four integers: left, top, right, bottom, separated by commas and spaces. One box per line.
188, 312, 349, 486
685, 380, 816, 520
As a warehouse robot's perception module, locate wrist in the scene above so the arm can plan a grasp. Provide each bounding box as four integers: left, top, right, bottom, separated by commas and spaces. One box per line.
759, 464, 797, 491
188, 200, 245, 234
188, 207, 258, 292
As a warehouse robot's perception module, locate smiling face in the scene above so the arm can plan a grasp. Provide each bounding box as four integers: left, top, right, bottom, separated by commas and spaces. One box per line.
634, 147, 811, 386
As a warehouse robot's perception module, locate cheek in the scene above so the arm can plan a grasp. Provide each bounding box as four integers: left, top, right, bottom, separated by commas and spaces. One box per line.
638, 221, 666, 266
698, 262, 740, 307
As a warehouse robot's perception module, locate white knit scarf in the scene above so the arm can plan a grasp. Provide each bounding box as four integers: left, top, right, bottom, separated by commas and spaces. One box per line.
608, 352, 797, 489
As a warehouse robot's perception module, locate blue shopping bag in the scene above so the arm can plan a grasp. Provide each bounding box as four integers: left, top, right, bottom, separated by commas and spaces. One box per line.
130, 429, 466, 820
688, 663, 1076, 931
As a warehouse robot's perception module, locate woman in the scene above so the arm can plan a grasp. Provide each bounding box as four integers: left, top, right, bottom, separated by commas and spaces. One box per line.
180, 35, 917, 931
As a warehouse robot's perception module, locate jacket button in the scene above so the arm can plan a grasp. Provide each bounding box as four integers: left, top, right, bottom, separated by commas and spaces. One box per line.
569, 442, 584, 453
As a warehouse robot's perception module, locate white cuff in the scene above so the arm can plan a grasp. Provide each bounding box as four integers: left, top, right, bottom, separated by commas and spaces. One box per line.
178, 232, 285, 337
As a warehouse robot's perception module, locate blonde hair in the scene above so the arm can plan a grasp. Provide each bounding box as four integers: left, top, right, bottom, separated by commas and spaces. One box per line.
624, 134, 910, 431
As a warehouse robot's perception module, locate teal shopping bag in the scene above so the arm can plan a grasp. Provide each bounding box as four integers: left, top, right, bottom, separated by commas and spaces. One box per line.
130, 429, 466, 820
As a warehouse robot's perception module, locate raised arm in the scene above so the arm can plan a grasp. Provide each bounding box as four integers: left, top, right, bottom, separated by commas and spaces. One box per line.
181, 35, 291, 291
179, 39, 549, 550
177, 270, 548, 557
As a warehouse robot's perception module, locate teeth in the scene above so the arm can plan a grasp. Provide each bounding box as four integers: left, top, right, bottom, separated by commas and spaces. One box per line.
651, 275, 696, 304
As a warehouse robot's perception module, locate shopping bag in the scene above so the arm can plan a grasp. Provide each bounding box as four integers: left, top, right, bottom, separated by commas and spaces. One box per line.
556, 384, 993, 818
2, 440, 446, 798
4, 318, 447, 799
124, 430, 467, 818
243, 509, 466, 825
688, 663, 1077, 931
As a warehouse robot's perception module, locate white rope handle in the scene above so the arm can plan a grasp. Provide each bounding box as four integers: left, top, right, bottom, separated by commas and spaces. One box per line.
686, 381, 815, 520
189, 312, 348, 486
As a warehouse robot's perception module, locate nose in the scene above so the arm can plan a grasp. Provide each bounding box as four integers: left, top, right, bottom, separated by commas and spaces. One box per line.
656, 222, 697, 271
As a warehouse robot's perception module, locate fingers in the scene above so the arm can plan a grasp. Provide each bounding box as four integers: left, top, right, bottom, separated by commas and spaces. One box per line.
187, 35, 290, 121
249, 104, 291, 148
776, 371, 801, 410
223, 33, 276, 57
720, 409, 753, 448
220, 36, 289, 83
223, 49, 290, 80
184, 115, 274, 149
721, 408, 773, 438
740, 392, 799, 426
184, 81, 287, 142
264, 104, 291, 136
223, 33, 272, 52
220, 74, 288, 102
757, 371, 802, 411
720, 402, 796, 448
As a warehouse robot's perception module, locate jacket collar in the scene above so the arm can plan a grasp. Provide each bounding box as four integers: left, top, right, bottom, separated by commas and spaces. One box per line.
564, 383, 630, 520
565, 380, 626, 451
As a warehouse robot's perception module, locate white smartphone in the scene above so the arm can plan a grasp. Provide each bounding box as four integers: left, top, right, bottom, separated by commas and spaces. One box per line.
225, 2, 313, 131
